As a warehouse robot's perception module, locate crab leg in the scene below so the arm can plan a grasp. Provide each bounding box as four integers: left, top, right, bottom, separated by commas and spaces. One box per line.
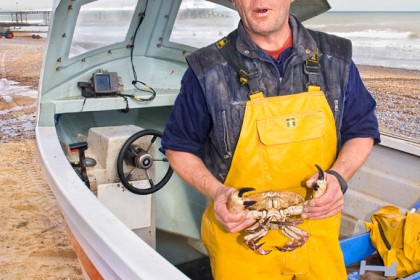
276, 226, 310, 252
271, 219, 303, 227
282, 205, 304, 216
243, 218, 272, 255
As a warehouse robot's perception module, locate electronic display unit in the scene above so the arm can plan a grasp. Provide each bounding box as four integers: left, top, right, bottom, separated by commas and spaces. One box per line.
93, 72, 119, 94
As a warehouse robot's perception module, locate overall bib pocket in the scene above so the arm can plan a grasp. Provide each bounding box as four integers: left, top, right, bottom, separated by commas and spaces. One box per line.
256, 111, 327, 188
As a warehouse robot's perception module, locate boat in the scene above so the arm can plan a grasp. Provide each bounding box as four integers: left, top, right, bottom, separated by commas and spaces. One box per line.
35, 0, 420, 279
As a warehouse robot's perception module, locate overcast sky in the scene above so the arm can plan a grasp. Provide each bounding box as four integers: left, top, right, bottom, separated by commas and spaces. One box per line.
1, 0, 420, 12
329, 0, 420, 11
0, 0, 52, 11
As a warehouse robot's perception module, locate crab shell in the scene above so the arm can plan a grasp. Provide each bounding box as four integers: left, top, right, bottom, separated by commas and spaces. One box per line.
246, 191, 305, 210
227, 190, 306, 218
227, 164, 327, 215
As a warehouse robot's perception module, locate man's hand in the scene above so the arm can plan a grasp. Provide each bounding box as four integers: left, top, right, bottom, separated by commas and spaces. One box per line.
212, 186, 256, 233
165, 150, 255, 232
303, 173, 344, 219
301, 137, 375, 219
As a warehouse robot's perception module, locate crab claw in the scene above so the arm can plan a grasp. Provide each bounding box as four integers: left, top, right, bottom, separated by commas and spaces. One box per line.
227, 187, 256, 214
238, 187, 256, 197
311, 164, 327, 198
238, 187, 257, 208
244, 201, 257, 208
312, 164, 324, 191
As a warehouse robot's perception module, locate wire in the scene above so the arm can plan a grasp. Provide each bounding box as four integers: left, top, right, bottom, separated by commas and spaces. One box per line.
81, 98, 87, 112
120, 95, 130, 113
117, 91, 156, 107
130, 0, 156, 102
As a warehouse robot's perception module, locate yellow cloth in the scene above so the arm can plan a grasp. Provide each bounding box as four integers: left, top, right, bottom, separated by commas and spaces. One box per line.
365, 205, 420, 278
201, 90, 346, 279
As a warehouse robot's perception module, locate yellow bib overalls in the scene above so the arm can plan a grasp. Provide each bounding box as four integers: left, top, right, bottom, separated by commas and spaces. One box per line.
201, 89, 347, 279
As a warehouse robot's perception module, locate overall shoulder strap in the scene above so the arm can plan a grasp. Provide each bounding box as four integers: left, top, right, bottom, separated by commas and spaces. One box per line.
217, 31, 321, 94
304, 48, 321, 91
215, 33, 262, 95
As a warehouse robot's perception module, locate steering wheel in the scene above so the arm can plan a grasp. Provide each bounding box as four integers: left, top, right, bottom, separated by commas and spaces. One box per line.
117, 129, 173, 195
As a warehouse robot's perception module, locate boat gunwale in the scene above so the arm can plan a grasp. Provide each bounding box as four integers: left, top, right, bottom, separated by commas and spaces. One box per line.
36, 125, 189, 279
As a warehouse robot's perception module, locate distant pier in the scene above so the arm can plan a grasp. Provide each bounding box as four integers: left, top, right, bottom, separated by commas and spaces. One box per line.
0, 11, 51, 29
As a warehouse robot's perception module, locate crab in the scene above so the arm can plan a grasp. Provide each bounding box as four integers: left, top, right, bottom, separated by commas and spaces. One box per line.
227, 164, 327, 255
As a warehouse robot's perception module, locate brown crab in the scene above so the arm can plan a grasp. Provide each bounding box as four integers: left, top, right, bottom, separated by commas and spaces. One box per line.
227, 164, 327, 255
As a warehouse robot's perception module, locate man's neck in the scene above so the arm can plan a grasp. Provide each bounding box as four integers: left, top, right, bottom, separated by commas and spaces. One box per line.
248, 24, 293, 53
262, 32, 293, 59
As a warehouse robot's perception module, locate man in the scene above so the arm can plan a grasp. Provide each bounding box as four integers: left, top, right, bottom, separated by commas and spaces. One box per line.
161, 0, 380, 279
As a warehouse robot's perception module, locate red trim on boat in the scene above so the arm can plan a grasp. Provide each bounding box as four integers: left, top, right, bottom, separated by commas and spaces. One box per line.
65, 224, 104, 280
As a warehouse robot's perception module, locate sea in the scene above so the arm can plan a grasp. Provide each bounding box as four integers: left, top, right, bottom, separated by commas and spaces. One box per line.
171, 10, 420, 71
303, 11, 420, 70
1, 11, 419, 71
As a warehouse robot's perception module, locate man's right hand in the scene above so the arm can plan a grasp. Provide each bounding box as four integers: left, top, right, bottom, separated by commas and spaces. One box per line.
212, 186, 256, 233
165, 150, 255, 233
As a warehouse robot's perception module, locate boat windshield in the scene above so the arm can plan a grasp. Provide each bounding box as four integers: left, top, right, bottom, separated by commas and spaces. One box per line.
169, 0, 240, 49
69, 0, 137, 58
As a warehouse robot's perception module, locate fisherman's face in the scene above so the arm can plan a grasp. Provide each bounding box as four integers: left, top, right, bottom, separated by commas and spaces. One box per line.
232, 0, 293, 37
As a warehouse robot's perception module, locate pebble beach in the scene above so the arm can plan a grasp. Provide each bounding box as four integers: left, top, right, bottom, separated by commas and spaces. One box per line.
0, 35, 419, 279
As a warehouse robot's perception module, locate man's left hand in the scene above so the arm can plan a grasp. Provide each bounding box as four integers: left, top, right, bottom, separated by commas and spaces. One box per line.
302, 173, 344, 219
